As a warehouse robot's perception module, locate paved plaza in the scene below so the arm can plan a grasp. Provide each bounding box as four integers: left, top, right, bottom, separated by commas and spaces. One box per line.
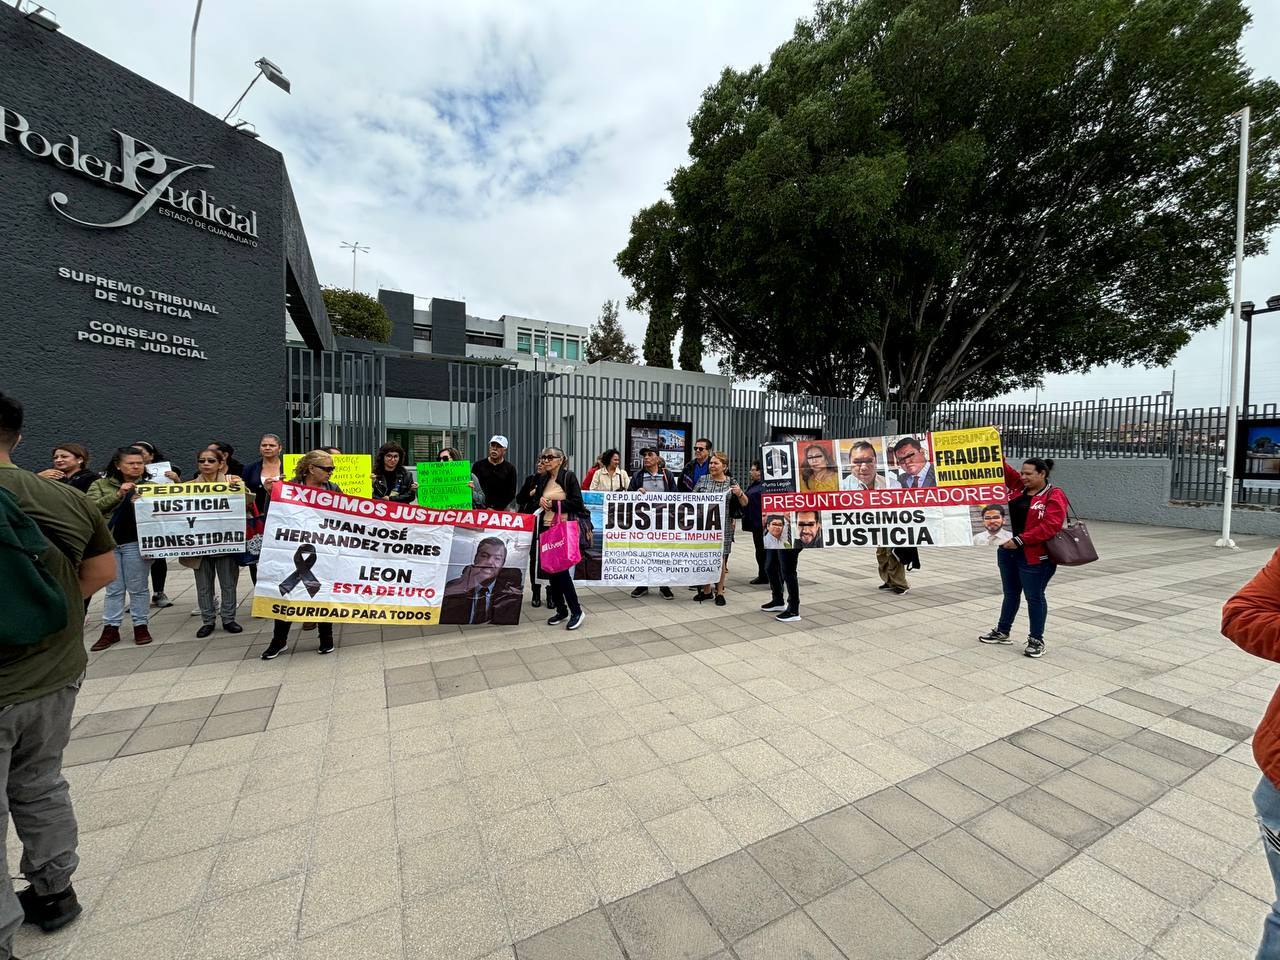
10, 520, 1280, 959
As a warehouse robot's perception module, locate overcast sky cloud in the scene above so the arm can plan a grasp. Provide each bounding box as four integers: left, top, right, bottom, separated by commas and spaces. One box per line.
49, 0, 1280, 409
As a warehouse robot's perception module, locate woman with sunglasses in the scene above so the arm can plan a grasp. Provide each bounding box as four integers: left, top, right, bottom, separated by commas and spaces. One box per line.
437, 447, 484, 507
693, 451, 747, 605
185, 449, 250, 637
372, 442, 418, 503
533, 447, 586, 630
260, 450, 343, 659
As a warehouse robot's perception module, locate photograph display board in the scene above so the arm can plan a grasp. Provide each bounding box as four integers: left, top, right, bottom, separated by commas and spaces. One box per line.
1238, 418, 1280, 481
625, 419, 692, 474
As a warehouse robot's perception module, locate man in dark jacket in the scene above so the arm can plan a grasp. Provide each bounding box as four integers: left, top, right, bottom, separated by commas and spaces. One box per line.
472, 435, 517, 509
679, 438, 713, 491
628, 447, 677, 598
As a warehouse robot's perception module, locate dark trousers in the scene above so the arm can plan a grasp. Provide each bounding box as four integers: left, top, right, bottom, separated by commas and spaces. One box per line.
272, 620, 332, 644
150, 557, 167, 594
548, 570, 581, 617
751, 527, 766, 578
996, 548, 1057, 639
766, 548, 800, 614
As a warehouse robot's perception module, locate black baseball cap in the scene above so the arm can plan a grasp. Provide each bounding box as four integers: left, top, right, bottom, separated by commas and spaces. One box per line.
639, 446, 658, 456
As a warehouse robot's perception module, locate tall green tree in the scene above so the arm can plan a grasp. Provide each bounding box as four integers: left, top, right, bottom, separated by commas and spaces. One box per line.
584, 299, 641, 364
617, 0, 1280, 403
322, 287, 391, 343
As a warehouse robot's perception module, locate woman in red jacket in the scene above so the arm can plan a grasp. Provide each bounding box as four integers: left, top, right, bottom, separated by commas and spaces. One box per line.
978, 458, 1068, 659
1221, 547, 1280, 957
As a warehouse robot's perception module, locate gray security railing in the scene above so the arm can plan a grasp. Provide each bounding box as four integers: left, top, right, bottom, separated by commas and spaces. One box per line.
1169, 402, 1279, 506
286, 346, 386, 456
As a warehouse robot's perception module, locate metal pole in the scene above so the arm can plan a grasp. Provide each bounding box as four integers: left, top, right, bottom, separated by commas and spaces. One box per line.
189, 0, 203, 103
1217, 105, 1249, 549
1242, 315, 1253, 416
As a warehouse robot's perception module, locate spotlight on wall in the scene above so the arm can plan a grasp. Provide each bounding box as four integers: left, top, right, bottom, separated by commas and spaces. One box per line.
17, 1, 59, 30
230, 119, 260, 140
222, 57, 292, 122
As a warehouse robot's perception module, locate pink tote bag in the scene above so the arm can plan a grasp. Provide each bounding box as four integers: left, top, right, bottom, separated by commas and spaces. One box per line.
538, 503, 581, 574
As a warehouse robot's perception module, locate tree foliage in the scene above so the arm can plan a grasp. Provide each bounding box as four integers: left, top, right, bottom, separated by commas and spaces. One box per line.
585, 299, 641, 364
322, 287, 391, 343
616, 0, 1280, 403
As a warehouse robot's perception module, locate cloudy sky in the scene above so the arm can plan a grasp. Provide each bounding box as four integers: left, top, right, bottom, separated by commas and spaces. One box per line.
49, 0, 1279, 410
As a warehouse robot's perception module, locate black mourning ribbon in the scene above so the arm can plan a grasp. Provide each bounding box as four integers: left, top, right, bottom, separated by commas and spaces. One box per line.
279, 544, 321, 598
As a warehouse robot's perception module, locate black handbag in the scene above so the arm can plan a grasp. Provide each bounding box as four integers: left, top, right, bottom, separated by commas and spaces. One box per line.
1043, 493, 1098, 566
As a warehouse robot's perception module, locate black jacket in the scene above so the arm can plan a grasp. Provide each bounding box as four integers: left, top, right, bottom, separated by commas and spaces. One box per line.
372, 465, 417, 503
533, 468, 585, 519
472, 458, 517, 509
516, 473, 542, 513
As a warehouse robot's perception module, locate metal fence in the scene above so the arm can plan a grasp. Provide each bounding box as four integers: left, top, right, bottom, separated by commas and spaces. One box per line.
286, 346, 386, 456
1169, 402, 1280, 506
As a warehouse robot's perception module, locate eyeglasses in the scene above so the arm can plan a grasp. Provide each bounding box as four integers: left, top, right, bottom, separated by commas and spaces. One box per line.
316, 465, 336, 473
694, 446, 707, 452
437, 455, 451, 462
538, 454, 558, 461
197, 459, 219, 464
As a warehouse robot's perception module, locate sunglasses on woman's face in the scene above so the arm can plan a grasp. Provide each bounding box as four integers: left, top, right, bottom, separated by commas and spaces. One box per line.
538, 454, 557, 461
316, 465, 336, 473
197, 458, 219, 464
438, 455, 451, 462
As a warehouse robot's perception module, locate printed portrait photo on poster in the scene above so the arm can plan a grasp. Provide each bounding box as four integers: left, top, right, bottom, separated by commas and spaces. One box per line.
798, 440, 840, 492
969, 503, 1013, 546
886, 434, 935, 488
440, 529, 525, 625
839, 437, 890, 490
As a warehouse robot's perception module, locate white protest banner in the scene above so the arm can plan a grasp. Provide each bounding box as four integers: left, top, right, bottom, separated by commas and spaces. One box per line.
135, 482, 247, 559
761, 427, 1011, 549
253, 483, 535, 625
570, 491, 725, 587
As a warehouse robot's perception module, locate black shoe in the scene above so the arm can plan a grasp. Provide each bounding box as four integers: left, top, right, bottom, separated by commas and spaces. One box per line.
261, 641, 286, 661
761, 601, 787, 613
318, 637, 334, 654
891, 586, 908, 595
196, 624, 215, 639
659, 587, 673, 599
567, 612, 585, 631
978, 629, 1012, 645
693, 591, 711, 602
775, 611, 802, 623
714, 594, 726, 606
18, 885, 81, 933
1025, 636, 1045, 658
878, 583, 893, 590
547, 612, 569, 626
223, 621, 243, 634
631, 587, 649, 598
748, 576, 769, 585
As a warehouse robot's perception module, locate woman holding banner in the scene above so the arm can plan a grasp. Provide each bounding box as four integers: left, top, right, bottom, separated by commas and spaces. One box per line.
372, 442, 418, 504
185, 449, 248, 638
694, 451, 747, 606
978, 458, 1068, 659
437, 447, 484, 507
534, 447, 586, 630
260, 450, 343, 659
132, 440, 179, 608
88, 446, 155, 650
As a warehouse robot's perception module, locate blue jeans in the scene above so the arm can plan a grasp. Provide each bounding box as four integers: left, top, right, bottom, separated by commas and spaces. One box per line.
996, 547, 1057, 639
103, 543, 151, 627
1254, 775, 1280, 958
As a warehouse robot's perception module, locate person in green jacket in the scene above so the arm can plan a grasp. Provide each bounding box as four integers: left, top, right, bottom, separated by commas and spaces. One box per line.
86, 447, 154, 649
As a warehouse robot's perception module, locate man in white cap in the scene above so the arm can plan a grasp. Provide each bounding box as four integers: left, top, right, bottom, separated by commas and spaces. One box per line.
472, 435, 517, 509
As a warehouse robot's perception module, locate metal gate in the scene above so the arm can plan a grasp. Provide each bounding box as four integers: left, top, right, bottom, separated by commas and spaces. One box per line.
286, 346, 386, 456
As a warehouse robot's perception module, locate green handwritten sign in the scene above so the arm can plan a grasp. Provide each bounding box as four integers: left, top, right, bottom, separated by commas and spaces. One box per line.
417, 460, 473, 509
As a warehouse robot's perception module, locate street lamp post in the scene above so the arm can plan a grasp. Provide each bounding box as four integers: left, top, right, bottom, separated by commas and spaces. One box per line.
221, 57, 291, 122
1241, 296, 1280, 415
1217, 106, 1250, 550
189, 0, 202, 103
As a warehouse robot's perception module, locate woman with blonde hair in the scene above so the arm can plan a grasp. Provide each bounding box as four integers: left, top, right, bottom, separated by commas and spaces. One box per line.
260, 450, 342, 659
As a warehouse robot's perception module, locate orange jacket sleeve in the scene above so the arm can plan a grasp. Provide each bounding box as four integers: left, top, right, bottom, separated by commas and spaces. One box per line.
1222, 548, 1280, 663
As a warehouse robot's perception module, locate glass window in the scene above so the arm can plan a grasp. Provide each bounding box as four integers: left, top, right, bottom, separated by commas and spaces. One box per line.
550, 336, 564, 358
517, 332, 531, 354
534, 335, 547, 357
565, 339, 580, 360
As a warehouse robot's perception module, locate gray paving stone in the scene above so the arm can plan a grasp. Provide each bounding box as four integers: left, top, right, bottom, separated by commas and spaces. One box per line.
1004, 787, 1110, 848
1038, 769, 1144, 826
144, 695, 220, 727
684, 850, 795, 944
118, 719, 204, 757
865, 851, 988, 943
938, 754, 1029, 802
1063, 705, 1142, 740
917, 827, 1035, 909
1071, 754, 1166, 804
529, 658, 576, 679
1087, 831, 1216, 909
966, 806, 1075, 876
1100, 741, 1195, 786
433, 656, 479, 678
485, 664, 536, 687
1007, 729, 1091, 768
438, 673, 490, 697
1171, 707, 1254, 743
386, 681, 438, 707
1126, 729, 1218, 769
385, 664, 433, 686
197, 707, 272, 742
212, 685, 279, 716
972, 739, 1060, 785
806, 879, 933, 960
64, 730, 130, 766
514, 907, 626, 960
899, 769, 994, 823
807, 806, 908, 874
72, 706, 153, 739
605, 878, 725, 960
747, 827, 856, 903
855, 786, 953, 847
1107, 688, 1183, 717
734, 910, 844, 960
1034, 716, 1118, 753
